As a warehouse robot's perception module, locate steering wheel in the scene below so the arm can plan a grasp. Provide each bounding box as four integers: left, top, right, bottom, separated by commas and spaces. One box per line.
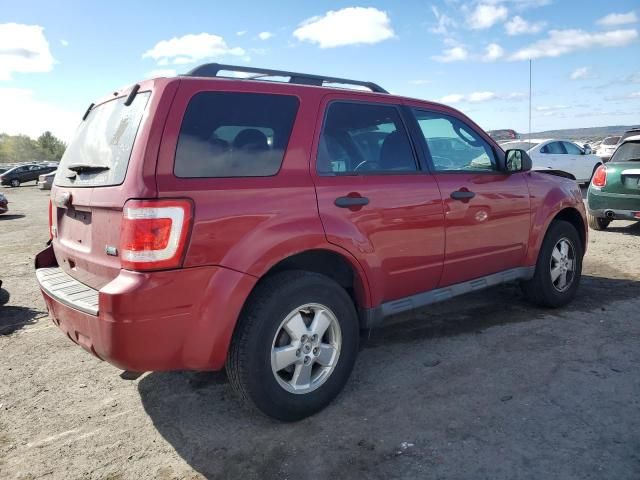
354, 160, 376, 172
431, 155, 455, 168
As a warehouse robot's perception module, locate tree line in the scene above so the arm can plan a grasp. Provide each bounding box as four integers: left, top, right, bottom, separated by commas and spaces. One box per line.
0, 132, 66, 164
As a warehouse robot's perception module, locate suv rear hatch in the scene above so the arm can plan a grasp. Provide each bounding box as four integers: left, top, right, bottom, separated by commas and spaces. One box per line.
50, 79, 177, 290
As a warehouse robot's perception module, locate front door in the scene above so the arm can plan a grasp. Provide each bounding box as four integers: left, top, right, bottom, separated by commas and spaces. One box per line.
312, 97, 445, 305
410, 107, 531, 287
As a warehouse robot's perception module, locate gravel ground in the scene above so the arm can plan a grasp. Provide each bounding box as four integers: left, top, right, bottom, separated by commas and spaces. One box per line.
1, 185, 639, 480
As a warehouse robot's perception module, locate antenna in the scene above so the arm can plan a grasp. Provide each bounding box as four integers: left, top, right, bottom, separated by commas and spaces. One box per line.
528, 59, 532, 142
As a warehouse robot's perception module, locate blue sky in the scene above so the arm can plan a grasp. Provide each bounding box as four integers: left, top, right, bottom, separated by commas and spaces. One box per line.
1, 0, 639, 141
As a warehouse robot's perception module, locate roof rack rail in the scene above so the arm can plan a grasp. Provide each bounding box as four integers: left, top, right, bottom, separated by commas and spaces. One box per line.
184, 63, 388, 94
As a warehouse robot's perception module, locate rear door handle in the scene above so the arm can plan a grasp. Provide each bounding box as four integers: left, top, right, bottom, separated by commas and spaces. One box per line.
450, 190, 475, 200
335, 196, 370, 208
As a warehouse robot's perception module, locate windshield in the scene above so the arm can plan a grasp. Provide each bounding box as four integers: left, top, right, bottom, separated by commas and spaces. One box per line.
602, 136, 620, 145
610, 141, 640, 162
502, 141, 539, 151
55, 92, 150, 187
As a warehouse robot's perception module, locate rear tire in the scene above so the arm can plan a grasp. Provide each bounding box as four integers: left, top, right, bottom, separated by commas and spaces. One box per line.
521, 220, 583, 308
226, 270, 359, 421
587, 212, 610, 230
10, 179, 19, 187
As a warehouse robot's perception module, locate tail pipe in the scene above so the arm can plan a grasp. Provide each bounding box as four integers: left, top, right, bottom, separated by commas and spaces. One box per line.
605, 210, 615, 219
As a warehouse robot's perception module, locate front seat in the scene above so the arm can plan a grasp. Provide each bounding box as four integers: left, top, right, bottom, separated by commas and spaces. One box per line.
378, 131, 416, 171
233, 129, 269, 152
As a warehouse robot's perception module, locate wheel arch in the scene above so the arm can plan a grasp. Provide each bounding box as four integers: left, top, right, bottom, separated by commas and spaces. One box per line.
551, 207, 587, 253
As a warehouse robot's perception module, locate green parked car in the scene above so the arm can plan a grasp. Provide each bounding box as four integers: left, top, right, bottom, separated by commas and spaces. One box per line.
587, 134, 640, 230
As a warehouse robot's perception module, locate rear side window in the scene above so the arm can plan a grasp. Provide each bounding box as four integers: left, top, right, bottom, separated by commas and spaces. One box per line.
317, 102, 417, 174
56, 92, 151, 187
562, 141, 583, 155
174, 92, 299, 178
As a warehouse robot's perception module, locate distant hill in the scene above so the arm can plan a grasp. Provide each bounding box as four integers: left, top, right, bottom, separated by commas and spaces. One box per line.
525, 125, 639, 141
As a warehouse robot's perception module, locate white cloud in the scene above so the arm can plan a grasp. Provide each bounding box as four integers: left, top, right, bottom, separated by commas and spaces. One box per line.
236, 30, 247, 36
437, 90, 526, 104
0, 23, 55, 80
143, 33, 245, 65
409, 79, 431, 85
597, 11, 638, 27
258, 31, 273, 41
60, 39, 69, 47
439, 93, 465, 103
570, 66, 590, 80
536, 105, 569, 111
432, 46, 469, 62
430, 5, 457, 35
467, 4, 508, 30
145, 68, 177, 78
293, 7, 394, 48
468, 91, 498, 102
482, 43, 504, 61
604, 91, 640, 101
505, 15, 545, 35
0, 88, 79, 141
510, 28, 638, 60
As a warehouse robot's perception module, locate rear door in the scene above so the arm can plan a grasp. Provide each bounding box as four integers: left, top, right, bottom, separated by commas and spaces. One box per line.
312, 96, 445, 304
561, 141, 588, 181
409, 107, 531, 287
50, 80, 169, 289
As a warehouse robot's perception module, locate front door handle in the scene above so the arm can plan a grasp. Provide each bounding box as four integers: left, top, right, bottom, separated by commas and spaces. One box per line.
450, 190, 475, 201
335, 196, 370, 208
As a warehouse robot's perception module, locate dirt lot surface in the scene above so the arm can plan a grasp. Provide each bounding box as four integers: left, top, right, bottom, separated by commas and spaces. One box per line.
1, 185, 639, 480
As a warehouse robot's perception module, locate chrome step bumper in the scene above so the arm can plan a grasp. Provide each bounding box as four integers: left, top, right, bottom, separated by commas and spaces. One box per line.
36, 267, 99, 315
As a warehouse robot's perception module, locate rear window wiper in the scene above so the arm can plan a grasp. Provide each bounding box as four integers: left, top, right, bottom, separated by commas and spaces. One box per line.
66, 164, 111, 174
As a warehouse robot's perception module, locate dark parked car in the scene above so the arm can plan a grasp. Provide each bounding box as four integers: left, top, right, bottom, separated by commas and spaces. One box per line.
35, 63, 587, 421
0, 164, 57, 187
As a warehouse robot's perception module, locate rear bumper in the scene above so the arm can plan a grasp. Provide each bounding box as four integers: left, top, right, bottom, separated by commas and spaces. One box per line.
587, 188, 640, 219
587, 207, 640, 221
35, 246, 256, 371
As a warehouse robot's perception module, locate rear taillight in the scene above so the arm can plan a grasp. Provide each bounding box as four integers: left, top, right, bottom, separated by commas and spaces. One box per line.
120, 199, 193, 271
591, 165, 607, 188
48, 199, 53, 239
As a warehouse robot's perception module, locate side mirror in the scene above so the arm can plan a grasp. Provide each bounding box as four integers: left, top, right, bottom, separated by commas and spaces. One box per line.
504, 149, 532, 173
583, 144, 592, 155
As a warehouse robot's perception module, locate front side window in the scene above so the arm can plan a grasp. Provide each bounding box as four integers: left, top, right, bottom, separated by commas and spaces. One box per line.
317, 102, 417, 174
540, 142, 566, 154
175, 92, 299, 178
562, 141, 583, 155
413, 110, 497, 172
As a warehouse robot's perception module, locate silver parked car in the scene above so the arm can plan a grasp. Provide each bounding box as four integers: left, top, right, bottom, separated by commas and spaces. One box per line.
38, 171, 56, 190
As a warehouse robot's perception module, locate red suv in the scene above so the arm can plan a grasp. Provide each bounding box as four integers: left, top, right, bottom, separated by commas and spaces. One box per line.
35, 64, 587, 421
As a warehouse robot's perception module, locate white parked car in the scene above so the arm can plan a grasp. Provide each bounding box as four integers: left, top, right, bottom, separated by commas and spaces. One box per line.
502, 139, 602, 184
595, 136, 621, 162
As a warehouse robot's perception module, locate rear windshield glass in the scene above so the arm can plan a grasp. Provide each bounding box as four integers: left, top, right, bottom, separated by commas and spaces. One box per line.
602, 136, 621, 145
610, 141, 640, 162
55, 92, 151, 187
174, 92, 299, 178
501, 141, 539, 151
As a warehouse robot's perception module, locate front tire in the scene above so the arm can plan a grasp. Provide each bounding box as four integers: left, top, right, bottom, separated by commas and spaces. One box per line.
226, 271, 359, 421
10, 179, 19, 187
587, 212, 610, 230
521, 220, 583, 308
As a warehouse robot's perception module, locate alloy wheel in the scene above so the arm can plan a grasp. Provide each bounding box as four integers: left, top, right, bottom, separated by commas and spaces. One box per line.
271, 303, 342, 395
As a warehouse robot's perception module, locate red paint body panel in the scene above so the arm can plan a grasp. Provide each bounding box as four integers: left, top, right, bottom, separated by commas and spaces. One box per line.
433, 172, 531, 286
36, 76, 587, 373
38, 246, 255, 371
